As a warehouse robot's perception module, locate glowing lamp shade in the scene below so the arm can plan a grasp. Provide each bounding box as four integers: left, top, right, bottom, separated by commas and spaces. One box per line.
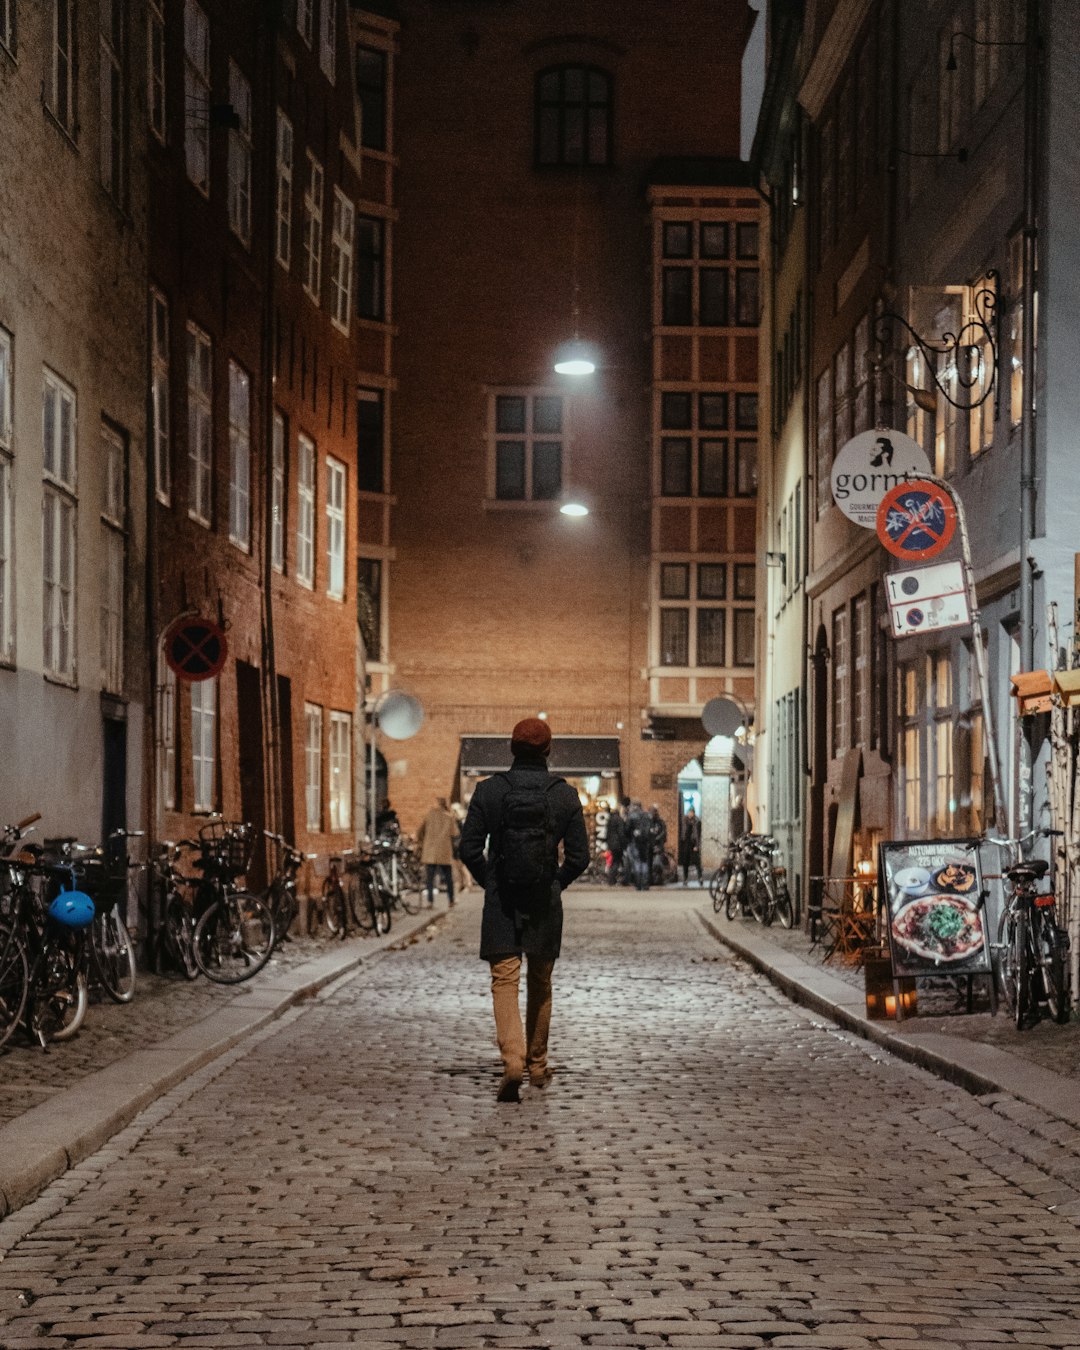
560, 501, 589, 517
553, 339, 597, 376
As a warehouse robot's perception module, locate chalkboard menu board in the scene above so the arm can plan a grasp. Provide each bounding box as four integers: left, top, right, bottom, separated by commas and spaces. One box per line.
878, 839, 992, 979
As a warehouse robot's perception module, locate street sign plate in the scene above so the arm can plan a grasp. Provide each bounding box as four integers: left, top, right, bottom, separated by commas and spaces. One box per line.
886, 560, 970, 637
163, 615, 228, 682
876, 479, 957, 561
830, 429, 932, 528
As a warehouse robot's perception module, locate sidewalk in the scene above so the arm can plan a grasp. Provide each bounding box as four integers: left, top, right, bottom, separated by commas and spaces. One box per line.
0, 898, 453, 1219
698, 901, 1080, 1129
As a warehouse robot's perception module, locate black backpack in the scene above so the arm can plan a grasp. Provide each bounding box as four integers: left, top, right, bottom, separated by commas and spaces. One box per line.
496, 773, 562, 897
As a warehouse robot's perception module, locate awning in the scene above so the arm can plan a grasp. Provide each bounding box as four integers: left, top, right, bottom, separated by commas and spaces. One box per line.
459, 735, 621, 777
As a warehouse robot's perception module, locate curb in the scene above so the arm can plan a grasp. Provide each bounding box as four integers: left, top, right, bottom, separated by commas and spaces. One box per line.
697, 909, 1080, 1123
0, 905, 448, 1220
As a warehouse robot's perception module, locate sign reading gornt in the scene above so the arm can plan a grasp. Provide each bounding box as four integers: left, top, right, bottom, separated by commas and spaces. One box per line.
830, 429, 932, 528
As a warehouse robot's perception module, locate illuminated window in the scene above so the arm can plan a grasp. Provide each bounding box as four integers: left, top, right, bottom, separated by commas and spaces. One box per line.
304, 702, 323, 831
191, 676, 217, 812
186, 324, 212, 527
276, 111, 293, 268
302, 151, 324, 304
228, 361, 251, 550
329, 711, 351, 832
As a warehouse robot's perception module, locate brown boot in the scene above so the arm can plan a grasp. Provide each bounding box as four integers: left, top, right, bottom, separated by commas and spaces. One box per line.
497, 1059, 524, 1103
529, 1066, 553, 1088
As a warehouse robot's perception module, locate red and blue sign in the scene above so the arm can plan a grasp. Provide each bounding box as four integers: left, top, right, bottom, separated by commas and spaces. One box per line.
163, 615, 228, 682
876, 480, 957, 561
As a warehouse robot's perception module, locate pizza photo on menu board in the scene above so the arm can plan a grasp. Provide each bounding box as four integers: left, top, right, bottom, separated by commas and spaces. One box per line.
879, 839, 991, 979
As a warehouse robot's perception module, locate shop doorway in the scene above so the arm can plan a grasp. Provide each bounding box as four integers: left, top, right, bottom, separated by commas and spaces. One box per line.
102, 709, 127, 841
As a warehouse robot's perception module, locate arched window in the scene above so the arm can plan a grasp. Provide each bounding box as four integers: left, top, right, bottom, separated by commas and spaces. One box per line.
535, 65, 612, 167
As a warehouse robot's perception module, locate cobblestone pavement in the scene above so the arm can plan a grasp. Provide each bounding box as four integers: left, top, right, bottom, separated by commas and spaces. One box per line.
2, 890, 1080, 1349
0, 932, 382, 1127
727, 910, 1080, 1078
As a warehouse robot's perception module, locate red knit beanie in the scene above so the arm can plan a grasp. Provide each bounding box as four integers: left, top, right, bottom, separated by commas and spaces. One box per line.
511, 717, 552, 754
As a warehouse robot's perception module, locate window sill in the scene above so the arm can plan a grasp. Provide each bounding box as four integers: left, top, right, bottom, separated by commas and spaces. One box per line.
187, 512, 211, 529
41, 104, 79, 152
0, 39, 16, 69
44, 671, 78, 691
296, 576, 315, 591
483, 498, 562, 512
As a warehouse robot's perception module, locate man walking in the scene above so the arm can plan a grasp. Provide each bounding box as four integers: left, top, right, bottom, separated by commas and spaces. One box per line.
605, 798, 627, 886
625, 800, 651, 891
416, 796, 459, 907
459, 718, 589, 1102
679, 806, 702, 885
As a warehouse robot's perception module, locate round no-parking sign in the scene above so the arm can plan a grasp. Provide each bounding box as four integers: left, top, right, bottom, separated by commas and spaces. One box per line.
163, 614, 228, 681
876, 480, 957, 561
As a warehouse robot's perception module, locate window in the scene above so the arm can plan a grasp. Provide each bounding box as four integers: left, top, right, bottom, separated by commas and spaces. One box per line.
736, 222, 759, 260
357, 389, 384, 493
302, 151, 324, 303
304, 702, 322, 831
271, 412, 285, 572
43, 371, 77, 682
100, 424, 125, 694
699, 563, 726, 600
535, 65, 611, 167
733, 564, 755, 601
661, 439, 691, 496
659, 218, 755, 329
906, 344, 930, 449
853, 313, 873, 434
815, 366, 833, 514
326, 456, 345, 599
148, 0, 166, 142
191, 676, 217, 812
51, 0, 77, 134
735, 269, 760, 326
492, 393, 563, 502
833, 340, 853, 452
661, 563, 689, 599
319, 0, 336, 82
852, 593, 870, 749
656, 561, 737, 669
735, 393, 758, 431
329, 711, 351, 831
150, 289, 170, 502
358, 557, 382, 661
100, 0, 125, 200
329, 189, 355, 333
969, 278, 995, 458
296, 433, 315, 587
186, 324, 212, 526
818, 113, 835, 261
184, 0, 210, 193
355, 44, 387, 152
831, 605, 848, 756
227, 63, 252, 244
0, 0, 15, 54
659, 390, 732, 499
275, 111, 293, 268
898, 661, 922, 834
158, 649, 177, 810
733, 610, 755, 667
659, 608, 689, 667
1008, 230, 1033, 428
697, 609, 726, 666
228, 361, 250, 550
734, 440, 757, 496
296, 0, 313, 45
357, 216, 385, 320
0, 328, 10, 661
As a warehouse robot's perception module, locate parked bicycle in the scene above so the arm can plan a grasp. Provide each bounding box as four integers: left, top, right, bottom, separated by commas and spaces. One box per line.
984, 828, 1070, 1030
263, 831, 314, 948
369, 836, 422, 918
190, 820, 275, 983
345, 851, 392, 936
711, 833, 793, 928
151, 840, 199, 980
68, 830, 141, 1005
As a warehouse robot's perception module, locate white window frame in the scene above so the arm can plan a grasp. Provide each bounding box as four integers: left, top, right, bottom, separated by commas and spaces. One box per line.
831, 604, 849, 757
151, 288, 171, 503
297, 0, 314, 47
329, 189, 355, 334
271, 411, 286, 572
186, 323, 213, 526
227, 360, 251, 550
191, 676, 217, 813
319, 0, 336, 82
43, 367, 77, 490
148, 0, 167, 143
304, 702, 323, 832
42, 371, 78, 684
99, 0, 125, 200
328, 710, 351, 831
652, 558, 737, 672
184, 0, 210, 194
302, 151, 324, 305
488, 389, 565, 503
0, 440, 12, 663
275, 110, 293, 269
52, 0, 77, 134
296, 433, 315, 588
326, 455, 345, 599
158, 647, 177, 810
0, 0, 15, 56
100, 423, 125, 696
227, 62, 252, 245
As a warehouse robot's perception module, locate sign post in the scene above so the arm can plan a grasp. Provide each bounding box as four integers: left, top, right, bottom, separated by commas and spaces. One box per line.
876, 477, 1005, 831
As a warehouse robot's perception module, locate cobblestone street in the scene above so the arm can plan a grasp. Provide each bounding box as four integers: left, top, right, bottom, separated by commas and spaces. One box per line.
2, 890, 1080, 1349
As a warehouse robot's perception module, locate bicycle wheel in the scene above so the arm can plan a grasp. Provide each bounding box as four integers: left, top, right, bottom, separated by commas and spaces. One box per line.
269, 882, 298, 947
996, 911, 1017, 1018
28, 943, 88, 1044
365, 874, 390, 936
347, 872, 375, 932
1034, 911, 1070, 1024
164, 893, 199, 980
397, 882, 422, 916
193, 892, 275, 984
0, 924, 28, 1051
1013, 907, 1031, 1031
750, 873, 774, 925
90, 905, 137, 1003
773, 879, 794, 929
708, 866, 726, 910
321, 878, 348, 938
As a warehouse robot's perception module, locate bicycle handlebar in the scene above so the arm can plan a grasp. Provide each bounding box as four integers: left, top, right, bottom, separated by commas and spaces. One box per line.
16, 812, 42, 831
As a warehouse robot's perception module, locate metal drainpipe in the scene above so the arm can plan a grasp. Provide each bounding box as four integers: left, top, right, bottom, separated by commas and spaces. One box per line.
1017, 0, 1040, 837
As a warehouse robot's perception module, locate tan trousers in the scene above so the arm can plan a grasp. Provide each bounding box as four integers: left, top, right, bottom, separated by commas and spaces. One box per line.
489, 954, 556, 1077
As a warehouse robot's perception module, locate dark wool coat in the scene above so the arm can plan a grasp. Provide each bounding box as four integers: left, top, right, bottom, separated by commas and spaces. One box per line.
459, 757, 590, 960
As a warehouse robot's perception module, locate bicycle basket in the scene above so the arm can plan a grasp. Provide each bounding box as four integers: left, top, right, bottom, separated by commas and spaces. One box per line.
198, 820, 255, 878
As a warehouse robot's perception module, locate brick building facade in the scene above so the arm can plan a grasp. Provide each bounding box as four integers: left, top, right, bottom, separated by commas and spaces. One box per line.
383, 0, 760, 852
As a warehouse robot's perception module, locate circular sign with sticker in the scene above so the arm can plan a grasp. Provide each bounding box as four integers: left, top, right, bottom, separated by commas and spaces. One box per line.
163, 615, 228, 682
876, 480, 958, 561
830, 429, 932, 528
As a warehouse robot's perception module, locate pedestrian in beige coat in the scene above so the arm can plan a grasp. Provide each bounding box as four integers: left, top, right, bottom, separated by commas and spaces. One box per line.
416, 796, 459, 907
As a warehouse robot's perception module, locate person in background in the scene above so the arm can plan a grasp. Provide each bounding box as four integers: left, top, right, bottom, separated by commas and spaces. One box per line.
374, 798, 399, 838
605, 798, 628, 887
450, 799, 470, 894
679, 806, 702, 886
626, 800, 651, 891
416, 796, 459, 907
648, 804, 668, 885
